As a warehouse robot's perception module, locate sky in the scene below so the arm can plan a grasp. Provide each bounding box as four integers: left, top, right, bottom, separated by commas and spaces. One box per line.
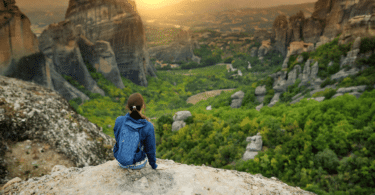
14, 0, 317, 11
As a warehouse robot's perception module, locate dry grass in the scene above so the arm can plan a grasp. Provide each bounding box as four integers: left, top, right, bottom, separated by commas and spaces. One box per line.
186, 89, 235, 105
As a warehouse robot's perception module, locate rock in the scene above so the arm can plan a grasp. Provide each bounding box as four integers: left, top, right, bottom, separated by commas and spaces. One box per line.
292, 93, 303, 100
258, 40, 272, 59
255, 86, 267, 96
310, 61, 319, 80
302, 17, 325, 43
247, 62, 252, 69
269, 93, 281, 107
297, 55, 304, 63
65, 0, 156, 87
256, 103, 264, 111
172, 121, 186, 132
78, 38, 125, 89
148, 29, 199, 63
272, 14, 289, 56
250, 47, 258, 57
290, 95, 306, 104
315, 96, 325, 102
173, 111, 192, 121
328, 61, 333, 67
0, 75, 115, 183
39, 20, 105, 96
206, 105, 212, 110
349, 91, 362, 99
192, 55, 201, 64
331, 68, 360, 80
2, 177, 22, 190
243, 132, 263, 161
2, 159, 315, 195
268, 100, 278, 107
288, 42, 314, 56
231, 91, 245, 99
352, 37, 362, 50
332, 93, 344, 99
337, 85, 367, 93
288, 11, 305, 42
0, 0, 39, 76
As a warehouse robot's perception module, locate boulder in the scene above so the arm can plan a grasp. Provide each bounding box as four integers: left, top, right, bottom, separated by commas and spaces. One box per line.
0, 75, 114, 183
206, 105, 212, 110
173, 111, 192, 121
256, 103, 264, 111
231, 91, 245, 99
65, 0, 156, 87
172, 121, 186, 132
268, 93, 281, 107
255, 85, 267, 96
2, 159, 316, 195
243, 133, 263, 161
231, 91, 245, 108
332, 93, 344, 99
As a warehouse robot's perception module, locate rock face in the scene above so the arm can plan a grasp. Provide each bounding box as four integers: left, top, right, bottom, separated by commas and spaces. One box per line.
38, 20, 106, 96
77, 30, 125, 89
0, 75, 115, 184
172, 111, 192, 131
65, 0, 156, 86
0, 0, 39, 76
230, 91, 245, 108
271, 0, 375, 57
242, 133, 263, 161
2, 159, 316, 195
148, 29, 201, 63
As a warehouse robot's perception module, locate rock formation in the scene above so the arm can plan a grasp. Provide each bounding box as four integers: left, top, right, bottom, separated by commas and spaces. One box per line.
242, 132, 263, 161
38, 20, 106, 96
172, 111, 192, 131
271, 0, 375, 57
65, 0, 157, 86
0, 75, 115, 184
0, 0, 39, 76
148, 29, 201, 64
230, 91, 245, 108
2, 159, 315, 195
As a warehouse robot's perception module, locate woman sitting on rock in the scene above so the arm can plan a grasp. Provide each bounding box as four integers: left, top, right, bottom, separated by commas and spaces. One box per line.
113, 93, 158, 170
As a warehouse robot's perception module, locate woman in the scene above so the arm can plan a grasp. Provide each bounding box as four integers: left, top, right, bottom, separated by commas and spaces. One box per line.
113, 93, 158, 170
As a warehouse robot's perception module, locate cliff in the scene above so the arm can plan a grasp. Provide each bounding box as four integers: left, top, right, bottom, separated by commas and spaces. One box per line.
148, 29, 201, 64
65, 0, 156, 86
0, 75, 114, 184
0, 0, 39, 76
271, 0, 375, 57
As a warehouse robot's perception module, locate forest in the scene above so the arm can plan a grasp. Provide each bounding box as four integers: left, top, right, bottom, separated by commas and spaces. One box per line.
65, 34, 375, 195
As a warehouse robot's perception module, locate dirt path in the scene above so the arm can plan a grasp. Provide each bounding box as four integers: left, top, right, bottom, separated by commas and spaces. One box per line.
186, 88, 236, 105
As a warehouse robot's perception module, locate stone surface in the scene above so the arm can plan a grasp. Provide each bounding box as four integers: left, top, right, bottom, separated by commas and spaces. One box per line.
172, 121, 186, 132
243, 132, 263, 161
38, 20, 105, 96
206, 105, 212, 110
272, 14, 289, 56
257, 40, 272, 59
78, 37, 125, 89
173, 111, 192, 122
65, 0, 156, 87
0, 0, 39, 76
269, 93, 281, 107
230, 91, 245, 108
255, 86, 267, 96
256, 103, 264, 111
2, 159, 315, 195
148, 29, 200, 63
331, 68, 360, 80
0, 75, 114, 184
337, 85, 367, 93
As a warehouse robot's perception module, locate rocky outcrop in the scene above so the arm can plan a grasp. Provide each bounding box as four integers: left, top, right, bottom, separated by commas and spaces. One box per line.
38, 20, 105, 96
0, 0, 39, 76
257, 40, 272, 61
148, 29, 201, 63
242, 133, 263, 161
255, 85, 266, 103
65, 0, 156, 86
2, 159, 315, 195
172, 111, 192, 131
271, 0, 375, 57
77, 29, 125, 89
0, 75, 115, 184
230, 91, 245, 108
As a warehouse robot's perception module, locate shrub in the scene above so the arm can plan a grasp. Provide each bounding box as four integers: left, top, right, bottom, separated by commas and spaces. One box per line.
314, 148, 340, 174
359, 36, 375, 54
320, 78, 336, 88
224, 57, 233, 63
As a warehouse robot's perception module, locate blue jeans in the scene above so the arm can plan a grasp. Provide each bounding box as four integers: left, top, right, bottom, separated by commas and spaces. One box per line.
117, 156, 148, 170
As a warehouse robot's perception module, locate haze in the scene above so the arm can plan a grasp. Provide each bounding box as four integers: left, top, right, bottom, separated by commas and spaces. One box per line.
15, 0, 317, 11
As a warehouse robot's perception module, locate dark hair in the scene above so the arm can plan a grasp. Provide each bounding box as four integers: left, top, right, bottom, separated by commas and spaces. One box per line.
126, 93, 150, 122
